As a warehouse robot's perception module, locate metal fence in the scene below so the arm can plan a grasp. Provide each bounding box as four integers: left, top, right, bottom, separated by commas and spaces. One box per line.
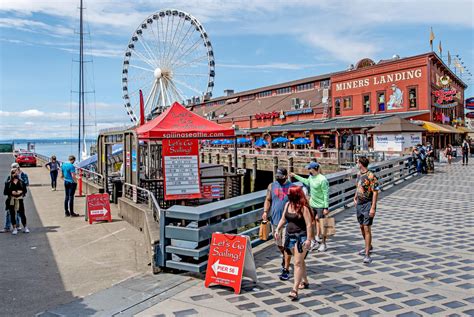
123, 183, 161, 222
79, 168, 104, 187
157, 156, 416, 272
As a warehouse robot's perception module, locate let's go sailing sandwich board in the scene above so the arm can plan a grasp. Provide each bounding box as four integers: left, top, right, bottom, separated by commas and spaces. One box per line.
204, 233, 258, 294
86, 193, 112, 224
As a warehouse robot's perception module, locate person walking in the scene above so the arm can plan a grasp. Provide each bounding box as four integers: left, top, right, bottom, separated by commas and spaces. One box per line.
1, 163, 28, 233
353, 156, 380, 264
445, 144, 453, 164
262, 168, 293, 281
3, 168, 29, 235
462, 139, 470, 166
425, 142, 435, 173
61, 155, 79, 217
45, 155, 61, 191
275, 186, 314, 301
289, 161, 329, 252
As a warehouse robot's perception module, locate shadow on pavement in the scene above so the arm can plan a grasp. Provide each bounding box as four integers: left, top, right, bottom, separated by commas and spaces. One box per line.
0, 154, 98, 317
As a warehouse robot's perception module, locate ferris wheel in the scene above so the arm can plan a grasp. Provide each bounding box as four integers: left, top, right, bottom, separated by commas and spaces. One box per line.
122, 9, 215, 124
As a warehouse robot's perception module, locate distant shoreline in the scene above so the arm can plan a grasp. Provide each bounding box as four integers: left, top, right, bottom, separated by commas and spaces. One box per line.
0, 139, 96, 144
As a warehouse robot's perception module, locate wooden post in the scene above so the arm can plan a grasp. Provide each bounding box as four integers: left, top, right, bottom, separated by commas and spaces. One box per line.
288, 156, 294, 173
251, 157, 257, 193
241, 155, 247, 194
273, 156, 279, 181
227, 153, 232, 172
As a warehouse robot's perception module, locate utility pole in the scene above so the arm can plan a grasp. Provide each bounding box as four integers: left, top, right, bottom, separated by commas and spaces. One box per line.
78, 0, 85, 159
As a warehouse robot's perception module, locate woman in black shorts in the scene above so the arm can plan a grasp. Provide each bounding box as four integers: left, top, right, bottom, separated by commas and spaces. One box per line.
275, 186, 314, 300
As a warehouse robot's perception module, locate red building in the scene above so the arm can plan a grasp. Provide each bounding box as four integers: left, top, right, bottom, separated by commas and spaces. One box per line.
191, 52, 468, 150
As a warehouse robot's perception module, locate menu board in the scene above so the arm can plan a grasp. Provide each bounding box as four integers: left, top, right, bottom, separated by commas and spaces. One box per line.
162, 139, 202, 200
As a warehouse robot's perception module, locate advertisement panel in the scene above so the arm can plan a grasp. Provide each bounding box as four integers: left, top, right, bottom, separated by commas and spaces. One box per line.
162, 139, 201, 200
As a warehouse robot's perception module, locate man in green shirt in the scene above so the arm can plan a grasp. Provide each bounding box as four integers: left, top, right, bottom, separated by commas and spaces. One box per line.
289, 162, 329, 252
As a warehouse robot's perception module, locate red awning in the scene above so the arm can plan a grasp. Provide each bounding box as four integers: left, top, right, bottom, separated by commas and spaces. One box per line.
136, 102, 235, 139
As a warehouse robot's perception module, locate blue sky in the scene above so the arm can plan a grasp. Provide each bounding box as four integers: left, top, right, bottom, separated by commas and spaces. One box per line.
1, 0, 473, 139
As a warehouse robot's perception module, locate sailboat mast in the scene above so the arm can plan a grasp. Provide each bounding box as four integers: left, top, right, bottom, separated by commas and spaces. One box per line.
78, 0, 85, 159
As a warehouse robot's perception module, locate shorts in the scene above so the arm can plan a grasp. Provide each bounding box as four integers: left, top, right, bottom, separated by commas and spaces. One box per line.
312, 207, 326, 219
271, 224, 286, 247
286, 233, 308, 254
356, 201, 374, 226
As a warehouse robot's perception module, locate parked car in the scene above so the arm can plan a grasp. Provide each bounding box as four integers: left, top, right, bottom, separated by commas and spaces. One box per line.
16, 152, 37, 167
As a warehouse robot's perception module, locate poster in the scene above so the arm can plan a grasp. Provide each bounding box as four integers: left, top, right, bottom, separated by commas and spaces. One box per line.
162, 139, 201, 200
131, 150, 137, 172
373, 133, 422, 152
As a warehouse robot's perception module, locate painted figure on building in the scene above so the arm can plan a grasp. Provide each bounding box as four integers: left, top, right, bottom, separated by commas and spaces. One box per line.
387, 84, 403, 110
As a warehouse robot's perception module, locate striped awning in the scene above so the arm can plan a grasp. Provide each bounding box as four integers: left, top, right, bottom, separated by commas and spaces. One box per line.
422, 121, 457, 133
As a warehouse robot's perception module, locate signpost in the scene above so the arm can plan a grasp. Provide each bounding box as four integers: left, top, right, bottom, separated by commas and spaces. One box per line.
204, 233, 258, 294
86, 193, 112, 224
162, 139, 202, 200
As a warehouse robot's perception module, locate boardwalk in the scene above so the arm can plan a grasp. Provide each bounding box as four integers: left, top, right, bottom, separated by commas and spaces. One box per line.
0, 153, 149, 317
135, 161, 474, 317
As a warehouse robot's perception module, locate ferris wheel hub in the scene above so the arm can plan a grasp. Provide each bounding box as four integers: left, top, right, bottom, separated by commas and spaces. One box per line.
154, 67, 162, 79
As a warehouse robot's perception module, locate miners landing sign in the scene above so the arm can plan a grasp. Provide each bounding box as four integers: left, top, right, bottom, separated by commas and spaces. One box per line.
335, 68, 423, 92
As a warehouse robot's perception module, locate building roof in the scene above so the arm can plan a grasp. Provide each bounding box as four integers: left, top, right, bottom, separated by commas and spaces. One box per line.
136, 102, 235, 139
242, 111, 429, 134
368, 116, 426, 133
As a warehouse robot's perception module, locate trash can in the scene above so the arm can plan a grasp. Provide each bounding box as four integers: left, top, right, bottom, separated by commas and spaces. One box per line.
111, 177, 123, 204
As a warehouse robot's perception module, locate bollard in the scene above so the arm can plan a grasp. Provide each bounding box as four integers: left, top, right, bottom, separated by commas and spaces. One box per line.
76, 168, 85, 197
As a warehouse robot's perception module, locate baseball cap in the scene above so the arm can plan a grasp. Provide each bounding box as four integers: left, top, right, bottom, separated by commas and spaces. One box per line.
11, 163, 19, 169
275, 168, 288, 179
306, 161, 320, 170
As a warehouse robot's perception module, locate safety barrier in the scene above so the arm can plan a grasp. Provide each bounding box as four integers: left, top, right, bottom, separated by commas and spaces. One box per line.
158, 156, 416, 273
123, 183, 161, 221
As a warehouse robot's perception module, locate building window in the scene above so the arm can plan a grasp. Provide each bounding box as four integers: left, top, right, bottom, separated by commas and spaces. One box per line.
257, 90, 272, 98
363, 94, 370, 113
241, 94, 255, 101
276, 87, 291, 95
335, 99, 341, 116
377, 91, 385, 112
343, 96, 352, 110
296, 82, 314, 91
320, 79, 330, 88
408, 87, 417, 108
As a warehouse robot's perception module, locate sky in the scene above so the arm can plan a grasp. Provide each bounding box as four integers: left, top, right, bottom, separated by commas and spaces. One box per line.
0, 0, 473, 140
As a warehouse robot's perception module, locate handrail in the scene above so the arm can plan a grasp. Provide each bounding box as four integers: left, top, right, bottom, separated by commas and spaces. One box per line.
123, 182, 161, 221
161, 155, 416, 272
78, 167, 104, 187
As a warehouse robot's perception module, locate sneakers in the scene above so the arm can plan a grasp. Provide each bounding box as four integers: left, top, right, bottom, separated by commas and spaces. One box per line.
315, 236, 322, 243
12, 228, 18, 235
310, 240, 319, 251
358, 246, 373, 256
363, 255, 372, 264
70, 213, 80, 217
0, 228, 10, 233
318, 243, 327, 252
65, 213, 71, 217
24, 227, 30, 233
279, 269, 290, 281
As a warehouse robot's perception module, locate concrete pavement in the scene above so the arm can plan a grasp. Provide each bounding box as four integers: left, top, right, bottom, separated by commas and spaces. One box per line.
0, 153, 149, 317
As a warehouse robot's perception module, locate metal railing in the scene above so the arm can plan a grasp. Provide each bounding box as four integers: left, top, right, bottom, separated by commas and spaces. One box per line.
79, 168, 104, 187
158, 156, 416, 272
123, 183, 161, 222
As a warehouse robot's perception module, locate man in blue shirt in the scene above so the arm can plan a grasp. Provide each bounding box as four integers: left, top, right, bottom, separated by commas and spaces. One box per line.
61, 155, 79, 217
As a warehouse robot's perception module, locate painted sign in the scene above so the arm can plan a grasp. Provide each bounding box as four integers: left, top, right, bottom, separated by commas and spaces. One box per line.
86, 193, 112, 224
204, 233, 258, 294
465, 97, 474, 110
162, 139, 201, 200
202, 184, 221, 199
285, 108, 314, 116
335, 68, 423, 92
387, 84, 404, 110
433, 88, 458, 109
373, 133, 422, 152
255, 111, 279, 120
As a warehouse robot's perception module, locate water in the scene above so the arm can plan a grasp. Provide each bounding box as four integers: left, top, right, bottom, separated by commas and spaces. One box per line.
14, 141, 93, 162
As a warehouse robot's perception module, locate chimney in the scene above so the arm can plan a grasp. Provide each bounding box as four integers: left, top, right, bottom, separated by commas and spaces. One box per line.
224, 89, 234, 96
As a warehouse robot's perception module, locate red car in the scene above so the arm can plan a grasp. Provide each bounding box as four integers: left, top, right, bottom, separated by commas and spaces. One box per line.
16, 152, 37, 167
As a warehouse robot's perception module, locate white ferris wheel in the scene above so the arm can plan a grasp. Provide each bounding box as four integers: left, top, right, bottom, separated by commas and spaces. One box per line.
122, 9, 215, 124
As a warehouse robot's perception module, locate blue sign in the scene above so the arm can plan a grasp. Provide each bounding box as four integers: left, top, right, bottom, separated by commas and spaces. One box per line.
434, 102, 458, 109
285, 108, 313, 116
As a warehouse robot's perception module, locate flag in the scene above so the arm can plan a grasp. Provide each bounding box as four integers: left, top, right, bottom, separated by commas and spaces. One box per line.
139, 89, 145, 126
429, 27, 435, 50
438, 41, 442, 57
448, 51, 451, 66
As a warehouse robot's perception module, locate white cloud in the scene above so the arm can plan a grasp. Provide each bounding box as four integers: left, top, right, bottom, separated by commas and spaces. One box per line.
0, 109, 70, 119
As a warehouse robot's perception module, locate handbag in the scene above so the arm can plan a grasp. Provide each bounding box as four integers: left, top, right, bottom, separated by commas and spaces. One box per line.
259, 221, 271, 241
320, 217, 336, 237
